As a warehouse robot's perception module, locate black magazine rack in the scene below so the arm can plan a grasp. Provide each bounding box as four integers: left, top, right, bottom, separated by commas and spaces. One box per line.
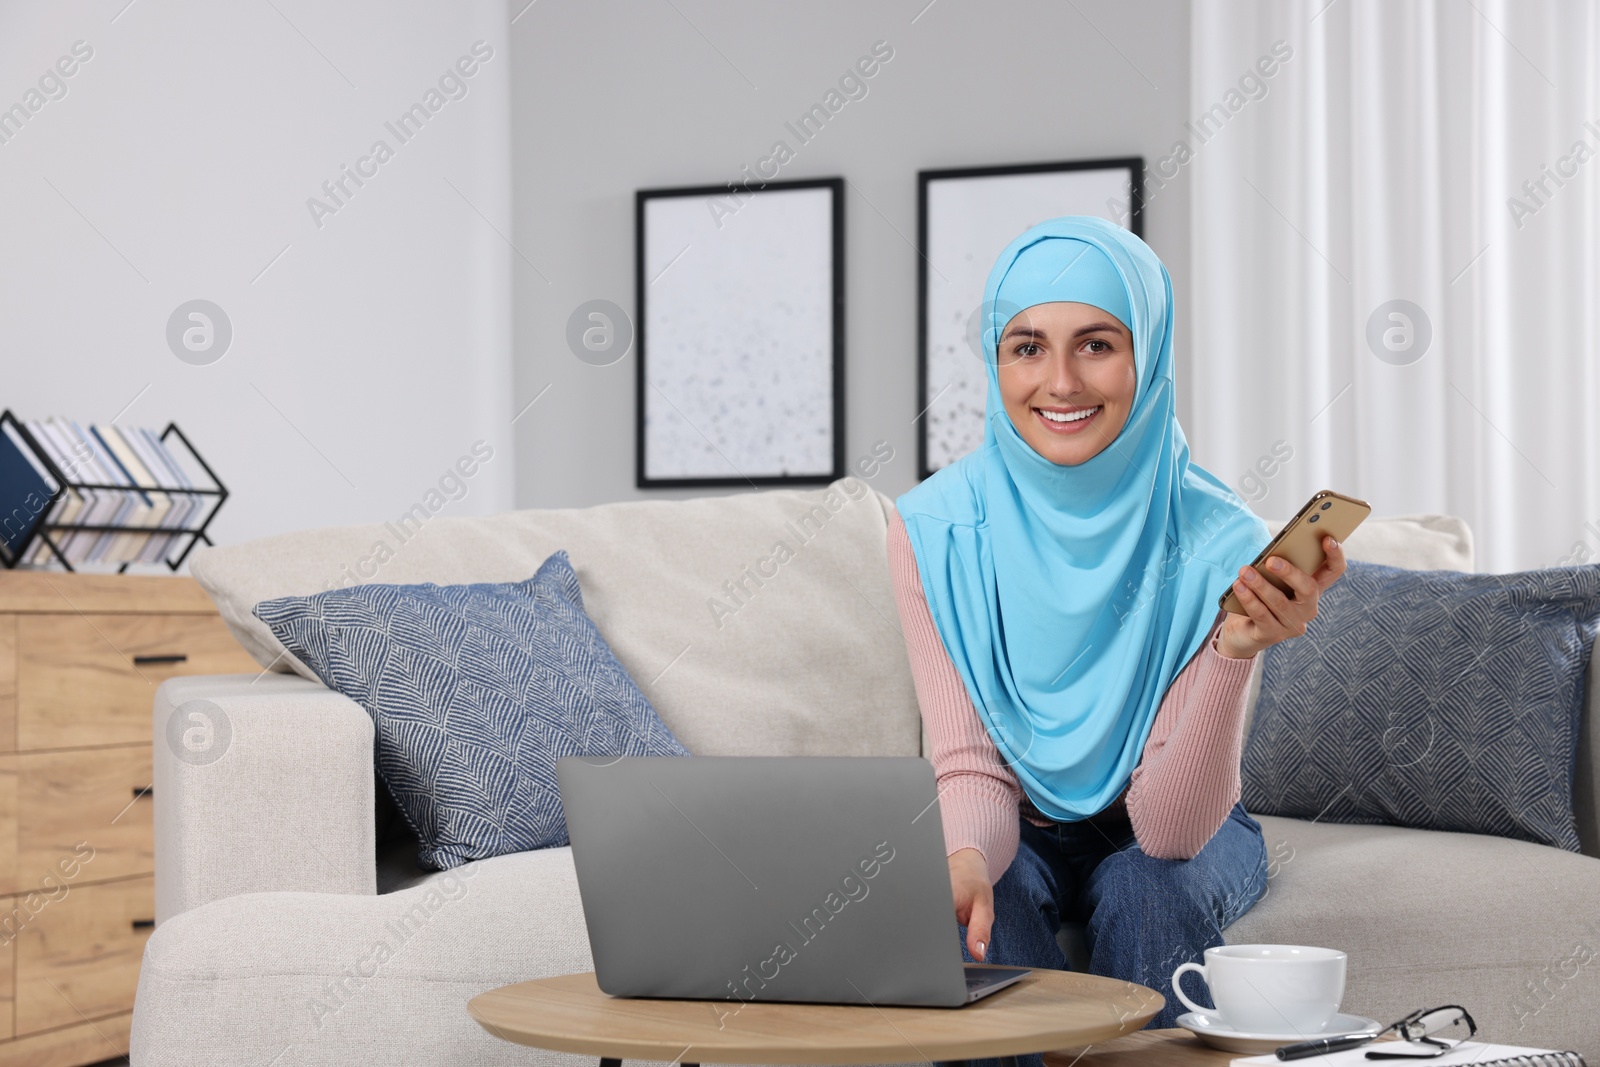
0, 408, 228, 573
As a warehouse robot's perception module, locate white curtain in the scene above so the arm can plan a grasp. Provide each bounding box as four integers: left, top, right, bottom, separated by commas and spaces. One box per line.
1187, 0, 1600, 572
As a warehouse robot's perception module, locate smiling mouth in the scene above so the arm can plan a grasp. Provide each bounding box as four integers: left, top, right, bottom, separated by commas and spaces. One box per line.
1034, 405, 1102, 433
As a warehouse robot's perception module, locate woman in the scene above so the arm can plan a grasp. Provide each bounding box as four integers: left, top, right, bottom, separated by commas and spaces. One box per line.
889, 215, 1347, 1040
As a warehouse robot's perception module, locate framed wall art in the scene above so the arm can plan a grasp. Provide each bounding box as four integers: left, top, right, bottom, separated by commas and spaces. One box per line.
635, 177, 844, 488
916, 157, 1143, 480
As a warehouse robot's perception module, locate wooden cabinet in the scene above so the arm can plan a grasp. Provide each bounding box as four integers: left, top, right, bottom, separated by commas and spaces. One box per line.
16, 614, 259, 749
15, 748, 154, 890
0, 572, 258, 1065
15, 877, 155, 1036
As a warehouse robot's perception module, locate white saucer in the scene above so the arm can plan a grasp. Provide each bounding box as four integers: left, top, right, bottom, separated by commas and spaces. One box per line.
1176, 1011, 1382, 1054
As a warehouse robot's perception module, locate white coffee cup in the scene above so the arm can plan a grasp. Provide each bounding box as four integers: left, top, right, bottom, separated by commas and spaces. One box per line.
1171, 944, 1346, 1035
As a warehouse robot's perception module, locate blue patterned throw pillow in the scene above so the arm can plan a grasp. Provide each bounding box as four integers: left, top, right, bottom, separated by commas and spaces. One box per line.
1241, 561, 1600, 852
253, 551, 691, 869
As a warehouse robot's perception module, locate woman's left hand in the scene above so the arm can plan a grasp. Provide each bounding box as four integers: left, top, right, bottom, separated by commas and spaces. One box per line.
1217, 534, 1348, 659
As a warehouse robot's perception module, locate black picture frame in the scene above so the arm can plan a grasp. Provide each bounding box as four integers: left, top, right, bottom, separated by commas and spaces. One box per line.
635, 176, 845, 489
915, 156, 1144, 482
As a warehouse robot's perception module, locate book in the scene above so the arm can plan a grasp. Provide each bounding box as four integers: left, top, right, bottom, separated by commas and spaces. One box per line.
145, 427, 220, 555
1232, 1041, 1586, 1067
52, 419, 120, 563
97, 424, 173, 564
137, 426, 210, 561
0, 422, 55, 559
20, 419, 87, 564
123, 427, 188, 563
23, 421, 69, 562
88, 422, 163, 563
73, 421, 134, 562
39, 419, 112, 562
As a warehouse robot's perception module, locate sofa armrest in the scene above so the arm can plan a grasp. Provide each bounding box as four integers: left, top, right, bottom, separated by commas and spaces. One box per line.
153, 673, 376, 923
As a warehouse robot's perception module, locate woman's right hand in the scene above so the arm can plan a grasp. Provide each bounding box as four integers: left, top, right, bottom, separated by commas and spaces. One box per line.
948, 847, 993, 962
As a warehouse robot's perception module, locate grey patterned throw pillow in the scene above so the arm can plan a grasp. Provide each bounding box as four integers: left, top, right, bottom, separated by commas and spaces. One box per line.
1241, 561, 1600, 851
253, 551, 691, 870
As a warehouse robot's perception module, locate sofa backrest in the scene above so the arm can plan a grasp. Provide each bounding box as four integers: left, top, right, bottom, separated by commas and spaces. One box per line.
190, 488, 1598, 856
190, 477, 923, 760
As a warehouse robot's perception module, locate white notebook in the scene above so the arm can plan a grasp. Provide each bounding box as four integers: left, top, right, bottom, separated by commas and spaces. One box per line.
1232, 1041, 1585, 1067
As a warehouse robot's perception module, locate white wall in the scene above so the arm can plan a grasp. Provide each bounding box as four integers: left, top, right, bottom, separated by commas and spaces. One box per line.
1, 0, 1196, 542
510, 0, 1195, 507
0, 0, 515, 560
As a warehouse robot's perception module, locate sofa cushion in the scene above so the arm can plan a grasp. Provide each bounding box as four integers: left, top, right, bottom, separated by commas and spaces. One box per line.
1240, 514, 1476, 738
188, 477, 921, 761
1229, 816, 1600, 1055
1242, 561, 1600, 851
253, 551, 690, 870
133, 847, 927, 1067
134, 849, 596, 1067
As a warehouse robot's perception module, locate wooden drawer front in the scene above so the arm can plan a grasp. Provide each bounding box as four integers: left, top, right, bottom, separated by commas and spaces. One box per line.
14, 876, 153, 1036
16, 614, 259, 749
10, 748, 151, 895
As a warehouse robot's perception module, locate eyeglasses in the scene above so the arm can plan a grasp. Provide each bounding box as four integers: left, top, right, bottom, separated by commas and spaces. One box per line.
1365, 1005, 1478, 1058
1277, 1004, 1477, 1061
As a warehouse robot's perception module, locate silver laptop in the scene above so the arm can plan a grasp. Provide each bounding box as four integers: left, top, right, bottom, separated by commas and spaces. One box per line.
556, 755, 1030, 1007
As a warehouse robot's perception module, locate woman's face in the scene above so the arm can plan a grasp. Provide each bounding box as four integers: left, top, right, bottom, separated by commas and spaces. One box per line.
996, 301, 1137, 466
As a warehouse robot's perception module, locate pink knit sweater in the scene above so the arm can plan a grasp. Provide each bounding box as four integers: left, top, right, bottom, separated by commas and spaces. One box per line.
887, 508, 1260, 879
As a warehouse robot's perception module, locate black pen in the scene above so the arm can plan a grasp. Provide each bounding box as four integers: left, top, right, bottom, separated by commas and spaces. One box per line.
1276, 1032, 1381, 1061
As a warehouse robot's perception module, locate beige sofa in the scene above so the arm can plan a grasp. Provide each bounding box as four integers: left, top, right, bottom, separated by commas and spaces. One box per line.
131, 478, 1600, 1064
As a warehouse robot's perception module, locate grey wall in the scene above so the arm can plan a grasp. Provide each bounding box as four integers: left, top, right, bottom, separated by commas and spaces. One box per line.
0, 0, 515, 553
511, 0, 1193, 507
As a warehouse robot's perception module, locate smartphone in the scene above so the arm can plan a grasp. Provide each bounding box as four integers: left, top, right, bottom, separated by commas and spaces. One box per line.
1220, 489, 1372, 615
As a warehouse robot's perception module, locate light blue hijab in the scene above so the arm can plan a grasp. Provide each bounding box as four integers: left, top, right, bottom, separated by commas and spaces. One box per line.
897, 215, 1270, 822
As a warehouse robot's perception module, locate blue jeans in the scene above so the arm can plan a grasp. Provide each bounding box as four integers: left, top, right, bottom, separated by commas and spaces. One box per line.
954, 802, 1268, 1067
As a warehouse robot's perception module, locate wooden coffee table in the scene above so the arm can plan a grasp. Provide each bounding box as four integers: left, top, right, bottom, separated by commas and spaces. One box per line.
1047, 1029, 1239, 1065
467, 966, 1166, 1066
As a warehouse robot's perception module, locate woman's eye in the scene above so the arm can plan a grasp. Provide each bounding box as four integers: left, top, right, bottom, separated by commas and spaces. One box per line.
1016, 342, 1042, 357
1084, 339, 1110, 354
